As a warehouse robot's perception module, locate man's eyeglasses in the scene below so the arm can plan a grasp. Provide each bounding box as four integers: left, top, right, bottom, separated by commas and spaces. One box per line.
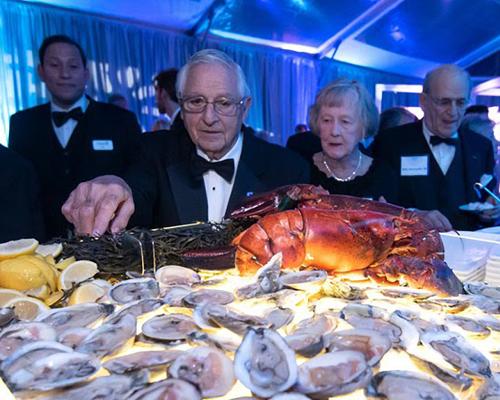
180, 96, 246, 116
428, 95, 468, 110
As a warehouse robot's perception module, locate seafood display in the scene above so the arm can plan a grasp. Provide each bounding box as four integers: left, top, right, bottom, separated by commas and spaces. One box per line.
0, 251, 498, 400
232, 187, 462, 296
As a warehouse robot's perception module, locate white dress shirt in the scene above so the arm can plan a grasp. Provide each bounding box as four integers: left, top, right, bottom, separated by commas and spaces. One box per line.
423, 122, 458, 175
197, 133, 243, 222
51, 96, 88, 148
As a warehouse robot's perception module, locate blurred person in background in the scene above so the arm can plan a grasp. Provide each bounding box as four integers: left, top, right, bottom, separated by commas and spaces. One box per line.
286, 123, 321, 165
378, 106, 418, 132
151, 68, 182, 132
464, 104, 490, 120
107, 93, 129, 110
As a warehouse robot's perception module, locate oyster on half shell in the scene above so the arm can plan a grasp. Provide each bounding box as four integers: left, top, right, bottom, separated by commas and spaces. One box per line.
169, 346, 235, 397
234, 327, 297, 398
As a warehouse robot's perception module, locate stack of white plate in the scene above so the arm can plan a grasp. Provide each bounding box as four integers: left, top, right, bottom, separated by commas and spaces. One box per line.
485, 244, 500, 285
440, 231, 498, 283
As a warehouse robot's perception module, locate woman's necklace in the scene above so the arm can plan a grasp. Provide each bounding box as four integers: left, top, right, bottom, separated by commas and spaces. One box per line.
322, 151, 362, 182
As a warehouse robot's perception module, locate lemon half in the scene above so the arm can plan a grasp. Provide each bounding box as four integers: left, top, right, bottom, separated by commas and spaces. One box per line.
0, 238, 39, 260
58, 260, 99, 290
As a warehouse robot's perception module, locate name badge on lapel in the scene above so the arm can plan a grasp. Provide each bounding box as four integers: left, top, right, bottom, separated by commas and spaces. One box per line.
400, 155, 428, 176
92, 140, 114, 151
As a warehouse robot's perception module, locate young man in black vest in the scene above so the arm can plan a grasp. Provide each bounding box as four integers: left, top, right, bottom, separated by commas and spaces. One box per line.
373, 64, 498, 231
8, 35, 142, 239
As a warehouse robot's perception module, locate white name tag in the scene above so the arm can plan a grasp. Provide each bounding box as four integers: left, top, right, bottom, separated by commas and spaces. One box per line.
92, 140, 114, 151
401, 155, 428, 176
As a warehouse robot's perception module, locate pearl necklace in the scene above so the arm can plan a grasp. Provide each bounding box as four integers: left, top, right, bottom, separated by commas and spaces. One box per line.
322, 151, 362, 182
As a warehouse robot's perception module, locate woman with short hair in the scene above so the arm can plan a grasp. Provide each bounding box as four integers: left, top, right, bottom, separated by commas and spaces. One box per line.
310, 78, 397, 202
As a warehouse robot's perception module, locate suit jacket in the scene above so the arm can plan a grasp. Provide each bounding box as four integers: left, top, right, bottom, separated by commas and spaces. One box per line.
0, 145, 45, 242
8, 99, 142, 238
286, 131, 322, 164
372, 120, 495, 229
127, 126, 311, 228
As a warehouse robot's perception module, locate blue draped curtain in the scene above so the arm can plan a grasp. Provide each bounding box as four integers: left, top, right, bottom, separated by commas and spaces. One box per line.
0, 0, 422, 147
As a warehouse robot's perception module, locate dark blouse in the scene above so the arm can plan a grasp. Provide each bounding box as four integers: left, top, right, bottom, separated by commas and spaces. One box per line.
311, 158, 399, 204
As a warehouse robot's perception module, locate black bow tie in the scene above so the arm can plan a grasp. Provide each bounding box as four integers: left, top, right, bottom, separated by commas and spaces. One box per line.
190, 153, 235, 182
52, 107, 84, 127
430, 135, 458, 146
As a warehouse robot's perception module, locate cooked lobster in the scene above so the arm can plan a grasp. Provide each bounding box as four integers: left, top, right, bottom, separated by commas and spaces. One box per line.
231, 185, 462, 296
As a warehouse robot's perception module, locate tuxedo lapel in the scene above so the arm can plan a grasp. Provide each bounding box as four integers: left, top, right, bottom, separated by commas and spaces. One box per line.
166, 158, 208, 223
226, 133, 266, 215
460, 131, 482, 202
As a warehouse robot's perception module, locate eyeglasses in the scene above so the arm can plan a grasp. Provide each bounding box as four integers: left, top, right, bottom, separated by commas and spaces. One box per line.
428, 95, 468, 109
180, 96, 246, 116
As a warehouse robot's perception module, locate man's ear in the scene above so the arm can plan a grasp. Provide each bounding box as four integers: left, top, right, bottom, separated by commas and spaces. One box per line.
37, 64, 45, 82
419, 92, 427, 110
242, 96, 252, 120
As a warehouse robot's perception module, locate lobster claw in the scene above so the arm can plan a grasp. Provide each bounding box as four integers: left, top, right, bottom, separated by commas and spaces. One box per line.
366, 256, 463, 297
229, 184, 328, 220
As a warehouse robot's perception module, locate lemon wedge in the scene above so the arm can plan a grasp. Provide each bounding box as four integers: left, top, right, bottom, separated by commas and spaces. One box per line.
0, 238, 39, 260
45, 290, 64, 306
58, 260, 99, 290
68, 281, 108, 305
16, 255, 58, 292
0, 258, 46, 291
5, 297, 49, 320
35, 243, 63, 258
55, 256, 76, 271
24, 284, 51, 300
0, 288, 26, 306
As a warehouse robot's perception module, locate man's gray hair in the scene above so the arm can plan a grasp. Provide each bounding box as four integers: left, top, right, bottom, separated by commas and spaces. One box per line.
423, 64, 472, 96
308, 78, 379, 139
176, 49, 251, 99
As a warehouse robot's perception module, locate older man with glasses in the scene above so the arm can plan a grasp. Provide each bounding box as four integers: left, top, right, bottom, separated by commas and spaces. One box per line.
372, 64, 499, 231
62, 49, 310, 235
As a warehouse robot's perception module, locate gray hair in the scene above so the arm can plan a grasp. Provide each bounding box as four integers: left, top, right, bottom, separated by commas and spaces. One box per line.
308, 78, 379, 139
176, 49, 251, 99
423, 64, 472, 97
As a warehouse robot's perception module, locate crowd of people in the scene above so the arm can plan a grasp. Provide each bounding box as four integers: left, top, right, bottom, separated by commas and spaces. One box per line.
1, 34, 498, 243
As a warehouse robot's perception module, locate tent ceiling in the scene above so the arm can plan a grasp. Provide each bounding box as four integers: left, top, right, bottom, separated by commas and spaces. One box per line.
24, 0, 500, 78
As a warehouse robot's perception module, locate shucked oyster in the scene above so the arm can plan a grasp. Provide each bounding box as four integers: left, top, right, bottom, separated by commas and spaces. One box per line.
0, 321, 57, 360
420, 329, 491, 377
5, 349, 100, 391
169, 346, 234, 397
295, 350, 371, 397
366, 370, 457, 400
234, 327, 297, 398
127, 378, 201, 400
103, 350, 183, 374
155, 265, 201, 287
76, 313, 137, 357
37, 374, 140, 400
323, 329, 392, 366
109, 278, 160, 304
183, 288, 235, 307
36, 303, 114, 334
106, 298, 163, 324
141, 314, 198, 341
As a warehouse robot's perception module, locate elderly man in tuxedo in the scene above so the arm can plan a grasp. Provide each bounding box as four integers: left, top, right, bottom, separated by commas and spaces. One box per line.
62, 49, 310, 235
372, 64, 498, 230
9, 35, 141, 238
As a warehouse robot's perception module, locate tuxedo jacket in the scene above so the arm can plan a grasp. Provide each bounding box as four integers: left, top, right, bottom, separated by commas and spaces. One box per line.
372, 120, 495, 229
0, 145, 45, 242
8, 99, 142, 238
127, 127, 311, 228
286, 131, 322, 165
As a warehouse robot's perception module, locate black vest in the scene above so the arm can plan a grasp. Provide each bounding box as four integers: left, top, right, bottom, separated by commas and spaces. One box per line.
428, 143, 476, 230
